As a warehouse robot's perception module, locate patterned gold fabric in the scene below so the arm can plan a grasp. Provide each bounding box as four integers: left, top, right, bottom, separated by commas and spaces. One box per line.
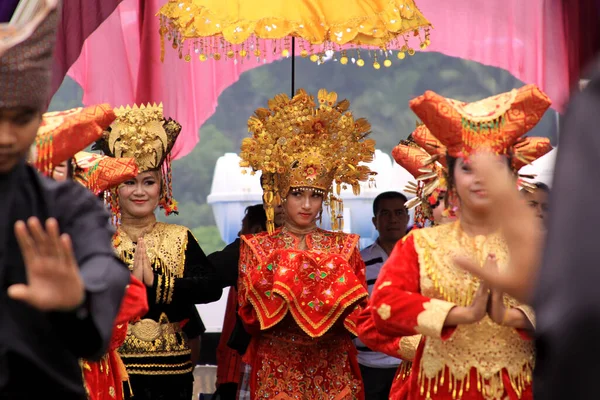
412, 222, 535, 399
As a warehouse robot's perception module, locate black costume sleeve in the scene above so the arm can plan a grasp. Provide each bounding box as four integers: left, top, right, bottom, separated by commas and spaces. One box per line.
182, 305, 205, 339
208, 238, 241, 289
533, 63, 600, 400
152, 231, 223, 305
51, 182, 130, 361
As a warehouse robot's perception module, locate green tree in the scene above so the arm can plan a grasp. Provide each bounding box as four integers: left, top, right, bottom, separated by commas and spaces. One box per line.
51, 52, 559, 255
191, 226, 226, 255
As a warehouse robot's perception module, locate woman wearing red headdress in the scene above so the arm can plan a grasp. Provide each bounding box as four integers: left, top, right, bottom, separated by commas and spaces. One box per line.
93, 103, 222, 400
368, 85, 552, 400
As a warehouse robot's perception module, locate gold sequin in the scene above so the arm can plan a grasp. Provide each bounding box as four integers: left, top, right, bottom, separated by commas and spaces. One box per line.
377, 304, 391, 320
377, 280, 392, 290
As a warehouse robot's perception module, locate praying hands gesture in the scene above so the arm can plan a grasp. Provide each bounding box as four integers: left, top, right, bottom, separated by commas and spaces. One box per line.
10, 217, 85, 311
132, 238, 154, 287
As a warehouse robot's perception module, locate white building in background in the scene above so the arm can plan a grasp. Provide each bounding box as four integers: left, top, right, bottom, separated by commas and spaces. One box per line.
198, 147, 557, 332
207, 150, 415, 249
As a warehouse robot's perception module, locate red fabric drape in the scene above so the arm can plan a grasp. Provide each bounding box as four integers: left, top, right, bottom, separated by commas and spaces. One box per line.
51, 0, 124, 96
561, 0, 600, 84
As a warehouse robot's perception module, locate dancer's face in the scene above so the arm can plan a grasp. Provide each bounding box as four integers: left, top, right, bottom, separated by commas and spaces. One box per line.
453, 157, 508, 214
118, 171, 161, 218
283, 189, 323, 228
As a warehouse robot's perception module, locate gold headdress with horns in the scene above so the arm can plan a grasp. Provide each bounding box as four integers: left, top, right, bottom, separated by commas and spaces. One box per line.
93, 103, 182, 216
240, 88, 377, 232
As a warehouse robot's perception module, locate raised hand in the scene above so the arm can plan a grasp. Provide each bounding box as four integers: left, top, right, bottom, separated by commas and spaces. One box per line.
453, 152, 543, 302
10, 217, 85, 311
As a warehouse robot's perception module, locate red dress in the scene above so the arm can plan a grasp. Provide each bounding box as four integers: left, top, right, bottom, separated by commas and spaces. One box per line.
368, 222, 536, 400
238, 227, 369, 399
356, 304, 419, 400
82, 276, 149, 400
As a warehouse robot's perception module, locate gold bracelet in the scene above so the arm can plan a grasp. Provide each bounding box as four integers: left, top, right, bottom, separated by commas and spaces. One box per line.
501, 308, 510, 326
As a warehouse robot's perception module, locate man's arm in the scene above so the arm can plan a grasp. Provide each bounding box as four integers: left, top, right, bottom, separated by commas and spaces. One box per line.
52, 182, 130, 360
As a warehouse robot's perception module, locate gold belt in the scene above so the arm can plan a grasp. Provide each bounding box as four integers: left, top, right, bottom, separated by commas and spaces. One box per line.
127, 318, 182, 342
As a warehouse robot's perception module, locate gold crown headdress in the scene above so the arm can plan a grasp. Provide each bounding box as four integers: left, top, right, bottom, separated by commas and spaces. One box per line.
93, 103, 182, 216
240, 88, 377, 232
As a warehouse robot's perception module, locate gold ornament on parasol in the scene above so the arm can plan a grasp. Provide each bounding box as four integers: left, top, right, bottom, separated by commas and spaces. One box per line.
157, 0, 432, 69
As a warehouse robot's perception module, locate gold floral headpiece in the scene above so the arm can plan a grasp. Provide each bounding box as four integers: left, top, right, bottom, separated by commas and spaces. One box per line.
93, 103, 182, 216
240, 88, 377, 232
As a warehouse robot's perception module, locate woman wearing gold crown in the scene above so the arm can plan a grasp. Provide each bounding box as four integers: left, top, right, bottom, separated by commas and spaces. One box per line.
368, 85, 552, 400
93, 103, 223, 400
27, 104, 150, 400
237, 89, 375, 399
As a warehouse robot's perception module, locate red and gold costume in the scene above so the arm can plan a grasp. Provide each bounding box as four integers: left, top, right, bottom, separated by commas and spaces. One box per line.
368, 85, 552, 400
29, 105, 150, 400
31, 104, 116, 176
95, 103, 222, 400
72, 151, 138, 196
238, 88, 376, 399
239, 228, 368, 399
81, 277, 149, 400
356, 124, 451, 400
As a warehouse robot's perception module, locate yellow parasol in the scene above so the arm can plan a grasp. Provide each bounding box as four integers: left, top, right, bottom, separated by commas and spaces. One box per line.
158, 0, 432, 74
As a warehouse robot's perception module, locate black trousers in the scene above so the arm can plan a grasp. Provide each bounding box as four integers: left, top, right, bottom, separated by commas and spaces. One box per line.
359, 364, 397, 400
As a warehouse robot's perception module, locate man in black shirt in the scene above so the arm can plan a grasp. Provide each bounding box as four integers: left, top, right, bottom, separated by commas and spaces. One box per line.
0, 2, 130, 399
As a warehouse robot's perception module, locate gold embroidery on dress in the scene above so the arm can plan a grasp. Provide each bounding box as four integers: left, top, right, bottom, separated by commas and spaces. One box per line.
377, 304, 391, 320
515, 305, 536, 329
398, 335, 421, 361
242, 228, 365, 337
415, 299, 455, 338
377, 280, 392, 290
120, 313, 190, 355
413, 222, 535, 399
114, 222, 188, 279
115, 223, 192, 373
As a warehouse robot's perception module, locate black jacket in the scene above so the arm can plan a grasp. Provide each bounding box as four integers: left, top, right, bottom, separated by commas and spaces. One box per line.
0, 162, 130, 399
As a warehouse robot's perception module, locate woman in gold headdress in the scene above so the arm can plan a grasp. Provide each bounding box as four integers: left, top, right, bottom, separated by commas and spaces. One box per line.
237, 89, 375, 399
93, 103, 223, 400
368, 85, 552, 400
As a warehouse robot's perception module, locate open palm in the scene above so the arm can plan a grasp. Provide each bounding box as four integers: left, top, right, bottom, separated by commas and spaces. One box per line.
10, 217, 85, 311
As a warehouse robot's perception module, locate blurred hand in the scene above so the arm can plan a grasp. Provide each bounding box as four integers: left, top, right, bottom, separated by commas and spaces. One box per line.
11, 218, 85, 311
454, 153, 543, 302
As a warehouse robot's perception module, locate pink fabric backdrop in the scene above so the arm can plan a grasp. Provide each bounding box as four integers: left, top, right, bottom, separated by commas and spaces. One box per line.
67, 0, 569, 159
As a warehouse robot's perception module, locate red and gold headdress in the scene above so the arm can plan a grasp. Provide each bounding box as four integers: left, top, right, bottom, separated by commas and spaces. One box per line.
511, 136, 553, 191
72, 151, 138, 195
240, 88, 376, 232
93, 103, 181, 216
392, 123, 447, 226
409, 84, 552, 158
32, 104, 116, 176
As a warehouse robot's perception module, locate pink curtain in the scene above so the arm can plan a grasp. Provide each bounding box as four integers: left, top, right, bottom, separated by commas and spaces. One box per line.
67, 0, 571, 159
51, 0, 125, 96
